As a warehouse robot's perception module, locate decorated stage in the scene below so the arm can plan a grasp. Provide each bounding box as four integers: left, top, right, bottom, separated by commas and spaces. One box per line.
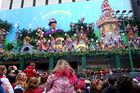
0, 0, 140, 70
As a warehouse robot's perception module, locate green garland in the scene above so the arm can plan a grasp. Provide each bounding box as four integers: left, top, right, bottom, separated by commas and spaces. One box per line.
0, 48, 140, 59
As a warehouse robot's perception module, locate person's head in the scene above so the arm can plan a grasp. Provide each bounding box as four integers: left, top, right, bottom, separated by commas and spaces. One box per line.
14, 85, 24, 93
40, 72, 48, 85
9, 70, 17, 77
30, 63, 36, 69
108, 75, 116, 85
16, 72, 27, 82
117, 75, 133, 93
27, 77, 39, 88
8, 65, 17, 71
52, 59, 74, 74
0, 65, 7, 75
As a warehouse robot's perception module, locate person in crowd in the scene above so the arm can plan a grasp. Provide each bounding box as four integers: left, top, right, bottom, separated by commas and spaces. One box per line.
0, 65, 14, 93
117, 75, 132, 93
90, 79, 98, 93
12, 72, 27, 90
102, 75, 119, 93
24, 63, 37, 78
0, 75, 6, 93
7, 65, 19, 85
24, 77, 43, 93
46, 59, 78, 93
132, 78, 140, 93
39, 71, 48, 92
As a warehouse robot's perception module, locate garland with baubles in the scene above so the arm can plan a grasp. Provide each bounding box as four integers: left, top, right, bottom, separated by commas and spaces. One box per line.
0, 48, 140, 59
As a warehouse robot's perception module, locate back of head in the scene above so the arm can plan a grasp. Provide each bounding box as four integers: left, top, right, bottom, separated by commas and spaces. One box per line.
108, 75, 116, 85
14, 85, 24, 93
53, 59, 74, 74
14, 89, 23, 93
29, 63, 36, 68
16, 72, 27, 82
117, 75, 132, 93
27, 77, 39, 88
0, 65, 6, 74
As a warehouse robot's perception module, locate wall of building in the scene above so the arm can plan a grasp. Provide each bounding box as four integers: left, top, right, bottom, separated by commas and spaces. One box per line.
1, 0, 11, 10
131, 0, 140, 22
0, 0, 2, 10
0, 0, 89, 10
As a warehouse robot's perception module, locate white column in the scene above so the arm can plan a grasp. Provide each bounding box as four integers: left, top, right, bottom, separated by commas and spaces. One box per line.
23, 0, 33, 8
1, 0, 11, 10
48, 0, 59, 5
36, 0, 45, 6
12, 0, 22, 9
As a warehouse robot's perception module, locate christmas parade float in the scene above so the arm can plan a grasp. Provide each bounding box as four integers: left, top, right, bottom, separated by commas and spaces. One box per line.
0, 0, 140, 70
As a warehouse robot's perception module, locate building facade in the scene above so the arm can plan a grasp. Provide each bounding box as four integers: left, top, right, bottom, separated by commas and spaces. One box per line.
0, 0, 90, 10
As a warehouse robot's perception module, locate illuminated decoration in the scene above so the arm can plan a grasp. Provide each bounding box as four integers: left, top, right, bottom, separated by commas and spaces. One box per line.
126, 25, 138, 48
0, 0, 139, 59
97, 0, 123, 49
70, 18, 97, 51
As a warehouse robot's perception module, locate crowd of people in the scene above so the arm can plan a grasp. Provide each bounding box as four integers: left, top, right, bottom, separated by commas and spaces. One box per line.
0, 59, 140, 93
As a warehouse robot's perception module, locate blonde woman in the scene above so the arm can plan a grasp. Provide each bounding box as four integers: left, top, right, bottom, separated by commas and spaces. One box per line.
12, 72, 27, 90
46, 59, 78, 93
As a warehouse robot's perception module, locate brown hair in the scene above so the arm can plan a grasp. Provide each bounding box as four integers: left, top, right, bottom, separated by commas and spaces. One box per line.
30, 63, 36, 66
0, 65, 6, 72
52, 59, 75, 73
0, 69, 3, 76
27, 77, 39, 88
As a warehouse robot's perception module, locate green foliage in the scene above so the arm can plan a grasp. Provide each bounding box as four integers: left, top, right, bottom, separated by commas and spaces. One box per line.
0, 19, 12, 31
5, 43, 13, 51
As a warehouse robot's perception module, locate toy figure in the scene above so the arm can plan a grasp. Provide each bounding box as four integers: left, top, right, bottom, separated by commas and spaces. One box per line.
47, 35, 56, 52
0, 28, 6, 40
36, 28, 48, 51
55, 37, 64, 52
89, 39, 96, 51
45, 18, 63, 36
65, 35, 74, 52
37, 37, 48, 52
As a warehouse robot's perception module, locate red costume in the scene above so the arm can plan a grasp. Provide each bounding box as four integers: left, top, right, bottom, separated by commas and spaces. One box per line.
24, 66, 37, 78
